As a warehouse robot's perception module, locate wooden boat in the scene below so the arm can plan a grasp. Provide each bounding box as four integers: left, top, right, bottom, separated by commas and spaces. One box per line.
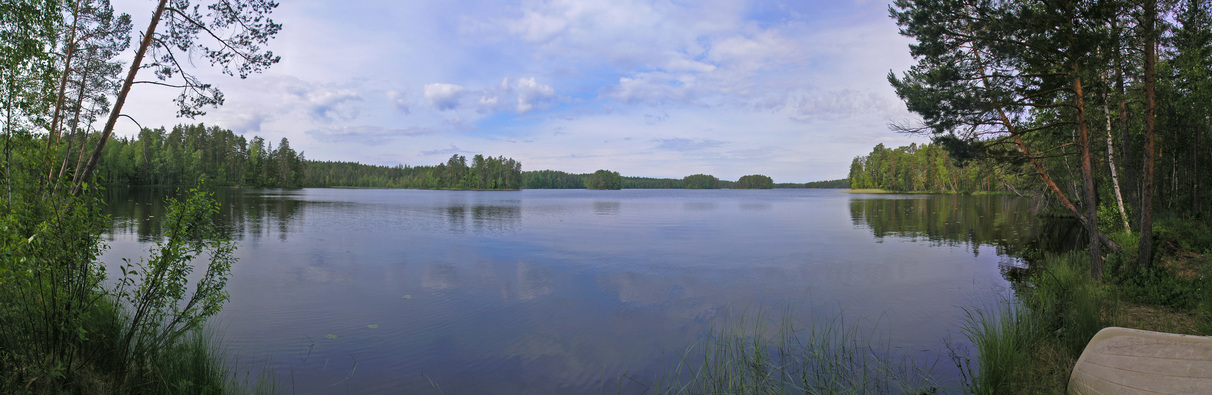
1069, 327, 1212, 394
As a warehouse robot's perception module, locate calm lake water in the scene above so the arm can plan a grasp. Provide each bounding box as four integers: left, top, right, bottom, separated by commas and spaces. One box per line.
100, 188, 1050, 393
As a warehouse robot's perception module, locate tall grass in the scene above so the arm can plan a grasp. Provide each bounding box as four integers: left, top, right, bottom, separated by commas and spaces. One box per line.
957, 251, 1119, 393
956, 298, 1042, 394
639, 307, 941, 394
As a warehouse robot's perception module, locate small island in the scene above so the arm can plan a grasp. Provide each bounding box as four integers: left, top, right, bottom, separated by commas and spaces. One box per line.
731, 174, 774, 189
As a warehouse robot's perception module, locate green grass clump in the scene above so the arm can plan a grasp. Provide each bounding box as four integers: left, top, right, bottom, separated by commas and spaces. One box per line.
957, 252, 1116, 394
638, 308, 941, 394
956, 298, 1043, 394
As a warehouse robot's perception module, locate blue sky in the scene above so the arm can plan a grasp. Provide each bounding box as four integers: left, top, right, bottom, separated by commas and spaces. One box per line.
111, 0, 927, 182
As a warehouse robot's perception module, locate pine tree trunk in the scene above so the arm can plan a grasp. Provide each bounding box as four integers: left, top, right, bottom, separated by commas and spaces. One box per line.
72, 0, 169, 194
1075, 74, 1103, 280
1139, 0, 1158, 269
48, 0, 82, 144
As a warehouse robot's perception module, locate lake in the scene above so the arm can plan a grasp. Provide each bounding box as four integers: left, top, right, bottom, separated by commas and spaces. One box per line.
100, 188, 1049, 393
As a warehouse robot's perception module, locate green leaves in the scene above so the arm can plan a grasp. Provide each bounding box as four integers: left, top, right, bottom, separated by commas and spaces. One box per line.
117, 187, 237, 363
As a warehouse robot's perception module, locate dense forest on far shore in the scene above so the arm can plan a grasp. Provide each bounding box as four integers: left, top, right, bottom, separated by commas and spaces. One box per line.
96, 124, 837, 191
848, 142, 1024, 193
306, 154, 522, 190
96, 124, 306, 188
800, 179, 849, 188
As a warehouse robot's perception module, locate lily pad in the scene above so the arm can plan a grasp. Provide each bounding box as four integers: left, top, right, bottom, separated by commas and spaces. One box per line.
324, 334, 338, 340
401, 295, 412, 299
367, 324, 379, 329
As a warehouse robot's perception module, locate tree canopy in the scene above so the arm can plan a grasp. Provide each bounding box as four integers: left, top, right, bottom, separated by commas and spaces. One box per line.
585, 169, 623, 190
732, 174, 774, 189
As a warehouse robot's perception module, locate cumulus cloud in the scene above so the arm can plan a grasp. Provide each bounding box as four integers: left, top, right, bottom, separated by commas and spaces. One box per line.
307, 125, 432, 145
473, 77, 559, 114
653, 138, 726, 151
513, 77, 557, 113
304, 87, 362, 121
425, 83, 467, 111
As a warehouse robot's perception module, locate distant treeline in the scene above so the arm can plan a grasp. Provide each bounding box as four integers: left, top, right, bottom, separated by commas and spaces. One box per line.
523, 171, 785, 189
848, 143, 1022, 193
802, 179, 849, 188
94, 124, 804, 191
96, 124, 305, 188
305, 154, 522, 190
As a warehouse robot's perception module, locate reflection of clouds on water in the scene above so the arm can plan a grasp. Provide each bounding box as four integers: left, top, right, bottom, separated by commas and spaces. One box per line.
740, 202, 772, 211
101, 189, 1040, 392
289, 254, 352, 284
593, 201, 620, 215
423, 262, 460, 290
516, 261, 553, 301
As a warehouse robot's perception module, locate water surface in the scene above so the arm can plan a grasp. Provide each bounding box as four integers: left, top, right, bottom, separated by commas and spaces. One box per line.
101, 188, 1044, 393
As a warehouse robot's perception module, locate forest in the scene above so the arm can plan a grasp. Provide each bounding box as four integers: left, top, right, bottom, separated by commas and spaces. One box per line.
86, 127, 801, 192
888, 0, 1212, 275
94, 124, 305, 188
306, 154, 523, 190
886, 0, 1212, 392
847, 142, 1025, 193
800, 179, 849, 188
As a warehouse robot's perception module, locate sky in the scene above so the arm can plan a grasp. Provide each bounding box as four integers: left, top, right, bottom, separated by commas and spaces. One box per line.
109, 0, 929, 183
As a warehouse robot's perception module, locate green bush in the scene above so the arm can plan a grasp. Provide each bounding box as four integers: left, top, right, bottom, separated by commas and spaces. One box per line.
0, 184, 250, 393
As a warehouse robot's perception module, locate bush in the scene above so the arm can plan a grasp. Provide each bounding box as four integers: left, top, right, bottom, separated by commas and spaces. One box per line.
0, 185, 245, 393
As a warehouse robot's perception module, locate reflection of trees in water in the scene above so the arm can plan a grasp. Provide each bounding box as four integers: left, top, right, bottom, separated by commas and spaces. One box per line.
104, 187, 305, 241
848, 195, 1079, 257
441, 204, 522, 234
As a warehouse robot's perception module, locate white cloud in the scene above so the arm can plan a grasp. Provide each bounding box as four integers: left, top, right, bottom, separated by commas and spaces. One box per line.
104, 0, 925, 182
513, 77, 557, 113
424, 83, 467, 111
385, 90, 411, 113
304, 88, 362, 121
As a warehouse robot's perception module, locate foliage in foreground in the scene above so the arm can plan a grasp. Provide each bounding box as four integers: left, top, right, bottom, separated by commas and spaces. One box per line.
0, 182, 263, 393
960, 243, 1212, 394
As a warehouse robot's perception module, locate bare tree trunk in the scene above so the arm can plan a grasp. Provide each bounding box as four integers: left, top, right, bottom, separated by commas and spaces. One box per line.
1139, 0, 1157, 269
1075, 74, 1103, 280
53, 59, 93, 189
1103, 76, 1130, 232
48, 0, 81, 145
72, 0, 169, 194
1113, 17, 1137, 226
